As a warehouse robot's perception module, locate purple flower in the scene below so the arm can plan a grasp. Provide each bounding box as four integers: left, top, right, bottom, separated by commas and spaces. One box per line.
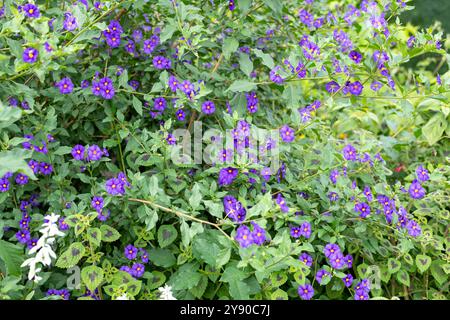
63, 13, 78, 31
329, 251, 345, 269
39, 162, 53, 175
154, 97, 167, 112
58, 218, 69, 231
131, 263, 145, 278
354, 202, 371, 218
324, 243, 340, 258
179, 80, 194, 94
223, 196, 246, 223
27, 160, 39, 174
228, 0, 236, 10
0, 178, 10, 192
99, 77, 115, 99
354, 289, 369, 300
56, 77, 74, 94
97, 209, 110, 222
370, 81, 382, 91
105, 178, 122, 195
22, 3, 40, 18
298, 108, 311, 123
326, 81, 340, 93
315, 269, 330, 284
299, 221, 312, 238
91, 196, 104, 212
275, 194, 289, 213
175, 109, 186, 121
416, 165, 429, 182
47, 289, 70, 300
23, 47, 38, 63
16, 229, 30, 244
290, 226, 302, 238
71, 144, 85, 160
166, 133, 176, 145
299, 9, 314, 27
342, 274, 353, 287
298, 284, 314, 300
168, 75, 180, 92
406, 220, 421, 237
299, 252, 313, 267
27, 238, 38, 249
251, 222, 267, 245
342, 144, 357, 161
329, 169, 339, 184
201, 101, 215, 115
218, 167, 238, 186
140, 249, 149, 263
279, 125, 295, 143
407, 35, 415, 48
349, 81, 363, 95
409, 180, 425, 199
15, 173, 29, 185
235, 225, 253, 248
124, 244, 138, 260
363, 186, 372, 202
328, 192, 339, 202
153, 56, 171, 69
120, 266, 132, 275
87, 145, 102, 161
270, 66, 284, 84
349, 50, 362, 63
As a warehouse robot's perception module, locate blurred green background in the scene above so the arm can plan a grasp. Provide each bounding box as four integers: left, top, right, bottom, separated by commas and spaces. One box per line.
401, 0, 450, 33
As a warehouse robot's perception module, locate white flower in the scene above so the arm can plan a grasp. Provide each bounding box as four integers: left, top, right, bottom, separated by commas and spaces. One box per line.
115, 294, 130, 300
21, 213, 64, 282
158, 284, 176, 300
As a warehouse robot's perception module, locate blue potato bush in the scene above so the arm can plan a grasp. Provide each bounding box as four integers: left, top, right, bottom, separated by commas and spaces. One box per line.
0, 0, 449, 300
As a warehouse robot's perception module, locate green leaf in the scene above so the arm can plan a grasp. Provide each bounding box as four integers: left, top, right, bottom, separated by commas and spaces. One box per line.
168, 263, 202, 290
396, 269, 410, 286
147, 248, 176, 268
55, 242, 85, 269
192, 232, 231, 268
87, 227, 102, 246
262, 0, 283, 16
189, 183, 202, 210
145, 271, 166, 290
239, 52, 253, 77
271, 289, 288, 300
430, 260, 447, 286
157, 225, 178, 248
81, 265, 104, 292
126, 279, 142, 296
160, 23, 177, 43
422, 113, 447, 145
222, 37, 239, 60
100, 225, 121, 242
415, 254, 432, 273
203, 200, 223, 219
53, 146, 73, 155
189, 275, 208, 299
387, 258, 401, 274
0, 240, 24, 276
253, 48, 275, 69
132, 96, 143, 116
0, 103, 22, 129
0, 149, 36, 179
137, 205, 158, 231
225, 80, 257, 93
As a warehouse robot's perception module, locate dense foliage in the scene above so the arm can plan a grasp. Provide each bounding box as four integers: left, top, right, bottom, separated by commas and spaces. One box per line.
0, 0, 449, 300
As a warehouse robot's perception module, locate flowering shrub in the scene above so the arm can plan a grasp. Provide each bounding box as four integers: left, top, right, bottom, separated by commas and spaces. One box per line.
0, 0, 449, 300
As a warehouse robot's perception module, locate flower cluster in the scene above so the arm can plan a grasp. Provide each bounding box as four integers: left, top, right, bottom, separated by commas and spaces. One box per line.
234, 222, 267, 248
105, 172, 130, 196
120, 244, 150, 278
21, 213, 65, 282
